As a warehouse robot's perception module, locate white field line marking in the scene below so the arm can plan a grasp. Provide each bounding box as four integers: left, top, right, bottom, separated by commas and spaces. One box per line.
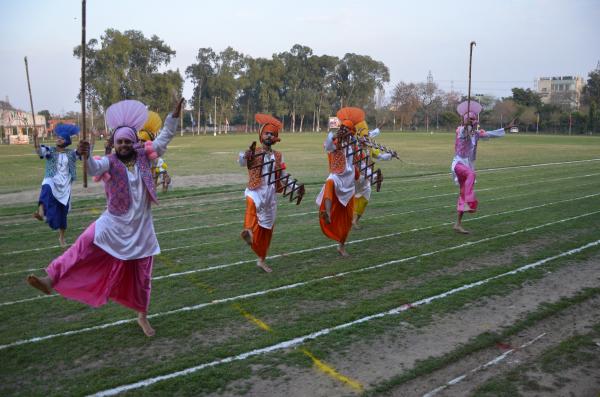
0, 166, 600, 240
0, 294, 56, 307
142, 193, 600, 279
2, 157, 599, 227
422, 333, 547, 397
87, 240, 600, 397
1, 189, 598, 284
2, 210, 597, 349
1, 170, 598, 242
0, 180, 590, 277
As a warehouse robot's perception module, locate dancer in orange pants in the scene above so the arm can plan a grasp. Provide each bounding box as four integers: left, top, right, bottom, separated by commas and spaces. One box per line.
316, 107, 364, 256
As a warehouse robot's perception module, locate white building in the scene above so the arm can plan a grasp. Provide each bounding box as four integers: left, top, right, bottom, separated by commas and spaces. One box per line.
535, 76, 584, 109
0, 100, 47, 144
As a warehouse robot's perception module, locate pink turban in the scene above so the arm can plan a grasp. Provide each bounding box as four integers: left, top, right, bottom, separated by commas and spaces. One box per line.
106, 100, 148, 143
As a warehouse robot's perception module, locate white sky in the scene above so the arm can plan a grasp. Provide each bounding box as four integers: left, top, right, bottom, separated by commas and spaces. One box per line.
1, 0, 598, 114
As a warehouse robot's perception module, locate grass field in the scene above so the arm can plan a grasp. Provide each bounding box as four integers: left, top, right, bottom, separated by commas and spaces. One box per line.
1, 131, 599, 396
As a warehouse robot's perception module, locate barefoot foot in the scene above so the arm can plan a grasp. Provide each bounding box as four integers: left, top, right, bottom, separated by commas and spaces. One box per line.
337, 244, 350, 257
352, 220, 362, 230
257, 259, 272, 273
26, 275, 53, 295
137, 314, 155, 337
453, 224, 470, 234
33, 212, 43, 221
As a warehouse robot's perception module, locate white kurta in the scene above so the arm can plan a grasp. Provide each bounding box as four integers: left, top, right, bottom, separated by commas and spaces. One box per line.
39, 147, 72, 206
316, 131, 355, 207
86, 114, 177, 260
238, 150, 280, 229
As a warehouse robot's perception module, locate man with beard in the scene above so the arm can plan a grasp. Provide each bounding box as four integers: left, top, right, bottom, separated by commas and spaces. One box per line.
238, 114, 287, 273
33, 124, 81, 247
26, 98, 182, 337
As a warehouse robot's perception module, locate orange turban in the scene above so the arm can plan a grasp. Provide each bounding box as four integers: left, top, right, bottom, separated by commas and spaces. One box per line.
336, 107, 365, 131
255, 114, 282, 142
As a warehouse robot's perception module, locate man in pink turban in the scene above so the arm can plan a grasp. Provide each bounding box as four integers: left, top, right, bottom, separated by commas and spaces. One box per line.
452, 100, 515, 234
27, 98, 183, 337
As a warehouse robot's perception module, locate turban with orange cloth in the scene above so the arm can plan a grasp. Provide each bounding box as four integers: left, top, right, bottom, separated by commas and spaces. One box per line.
255, 113, 283, 143
336, 107, 365, 132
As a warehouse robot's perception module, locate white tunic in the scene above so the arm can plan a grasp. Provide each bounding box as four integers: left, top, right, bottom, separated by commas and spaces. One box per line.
316, 131, 355, 207
238, 150, 281, 229
39, 147, 72, 206
86, 114, 177, 260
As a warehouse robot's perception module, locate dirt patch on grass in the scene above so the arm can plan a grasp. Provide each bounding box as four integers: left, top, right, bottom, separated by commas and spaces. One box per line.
0, 173, 245, 205
215, 254, 600, 397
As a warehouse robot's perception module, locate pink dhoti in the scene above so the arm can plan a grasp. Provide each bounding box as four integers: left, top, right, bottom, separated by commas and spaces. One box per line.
46, 222, 153, 313
454, 163, 478, 213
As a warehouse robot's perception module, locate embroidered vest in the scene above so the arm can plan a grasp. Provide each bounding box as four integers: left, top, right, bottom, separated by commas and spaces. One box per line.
454, 127, 480, 161
328, 145, 350, 175
105, 145, 158, 215
42, 146, 77, 181
247, 148, 283, 191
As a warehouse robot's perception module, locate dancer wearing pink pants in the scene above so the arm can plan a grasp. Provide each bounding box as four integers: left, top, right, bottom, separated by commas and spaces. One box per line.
27, 98, 183, 337
452, 100, 515, 234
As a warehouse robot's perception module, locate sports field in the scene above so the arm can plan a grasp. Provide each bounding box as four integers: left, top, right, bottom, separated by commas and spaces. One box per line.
1, 131, 600, 396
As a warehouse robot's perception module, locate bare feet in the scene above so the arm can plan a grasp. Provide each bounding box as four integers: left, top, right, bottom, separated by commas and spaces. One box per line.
137, 313, 155, 337
337, 244, 350, 257
320, 210, 331, 225
453, 224, 470, 234
257, 259, 272, 273
26, 275, 53, 295
352, 220, 362, 230
240, 229, 253, 246
33, 212, 43, 221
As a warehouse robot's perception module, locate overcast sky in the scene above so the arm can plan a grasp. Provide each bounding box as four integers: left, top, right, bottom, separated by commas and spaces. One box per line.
1, 0, 598, 114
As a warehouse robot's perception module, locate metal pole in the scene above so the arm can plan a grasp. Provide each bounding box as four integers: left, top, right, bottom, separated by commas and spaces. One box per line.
80, 0, 88, 187
24, 57, 38, 149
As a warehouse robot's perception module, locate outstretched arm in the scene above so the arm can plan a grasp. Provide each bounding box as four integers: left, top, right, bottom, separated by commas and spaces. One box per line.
153, 98, 184, 156
480, 119, 516, 139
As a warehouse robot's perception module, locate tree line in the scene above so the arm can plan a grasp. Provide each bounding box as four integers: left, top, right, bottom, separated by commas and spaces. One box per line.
68, 29, 600, 134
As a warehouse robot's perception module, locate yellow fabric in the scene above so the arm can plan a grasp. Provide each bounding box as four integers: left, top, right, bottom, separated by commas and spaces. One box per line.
138, 111, 162, 141
355, 120, 369, 138
370, 147, 381, 158
354, 196, 369, 215
137, 130, 154, 142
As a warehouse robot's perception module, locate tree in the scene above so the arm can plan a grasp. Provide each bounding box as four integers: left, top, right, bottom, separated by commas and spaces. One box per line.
38, 110, 51, 127
582, 64, 600, 106
416, 71, 442, 131
519, 107, 537, 132
490, 99, 517, 128
510, 87, 542, 109
391, 82, 420, 131
333, 53, 389, 109
186, 48, 217, 132
74, 29, 182, 116
588, 101, 597, 133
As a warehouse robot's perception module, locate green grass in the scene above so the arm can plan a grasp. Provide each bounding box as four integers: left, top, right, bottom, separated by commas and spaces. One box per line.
0, 132, 599, 396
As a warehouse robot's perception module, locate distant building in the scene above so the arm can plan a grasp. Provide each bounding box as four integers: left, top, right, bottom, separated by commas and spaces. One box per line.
536, 76, 584, 109
0, 100, 47, 144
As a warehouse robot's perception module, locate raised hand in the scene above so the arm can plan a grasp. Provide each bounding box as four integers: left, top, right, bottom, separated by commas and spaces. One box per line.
77, 140, 90, 157
173, 98, 184, 118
